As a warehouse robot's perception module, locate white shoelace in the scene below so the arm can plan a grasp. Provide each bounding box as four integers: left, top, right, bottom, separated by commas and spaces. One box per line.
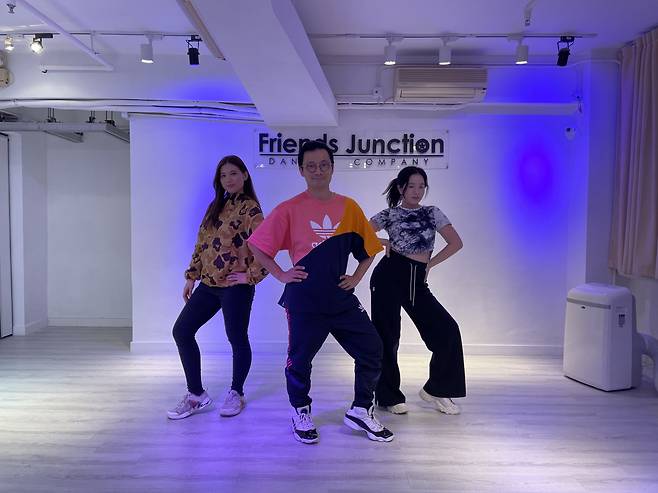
295, 411, 315, 431
440, 398, 457, 409
175, 393, 197, 412
224, 391, 240, 407
360, 407, 385, 431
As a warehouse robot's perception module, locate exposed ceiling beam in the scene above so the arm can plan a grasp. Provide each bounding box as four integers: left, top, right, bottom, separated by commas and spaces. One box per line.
176, 0, 225, 60
191, 0, 337, 128
15, 0, 114, 71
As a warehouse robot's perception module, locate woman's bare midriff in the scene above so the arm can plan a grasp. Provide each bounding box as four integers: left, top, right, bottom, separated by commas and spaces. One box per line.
393, 249, 431, 264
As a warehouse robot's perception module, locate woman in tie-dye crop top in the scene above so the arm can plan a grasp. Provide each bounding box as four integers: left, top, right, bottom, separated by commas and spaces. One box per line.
369, 166, 467, 416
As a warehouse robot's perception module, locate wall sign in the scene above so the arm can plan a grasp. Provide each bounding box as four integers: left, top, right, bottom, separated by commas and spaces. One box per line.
254, 130, 449, 171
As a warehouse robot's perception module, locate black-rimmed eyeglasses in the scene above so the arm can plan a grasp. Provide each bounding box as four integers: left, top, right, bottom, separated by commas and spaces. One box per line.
302, 161, 332, 173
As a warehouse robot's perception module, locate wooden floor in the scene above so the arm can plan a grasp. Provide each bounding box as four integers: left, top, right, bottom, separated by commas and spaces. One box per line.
1, 328, 657, 493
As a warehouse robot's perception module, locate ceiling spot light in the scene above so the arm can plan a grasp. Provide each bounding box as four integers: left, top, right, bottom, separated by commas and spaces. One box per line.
384, 37, 397, 66
438, 38, 451, 66
4, 36, 14, 51
30, 33, 52, 54
557, 35, 574, 66
30, 36, 43, 53
515, 40, 529, 65
140, 38, 154, 64
187, 35, 201, 65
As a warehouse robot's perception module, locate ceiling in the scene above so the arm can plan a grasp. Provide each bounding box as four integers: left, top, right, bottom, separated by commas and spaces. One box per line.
0, 0, 201, 56
1, 0, 656, 61
1, 0, 656, 127
295, 0, 658, 61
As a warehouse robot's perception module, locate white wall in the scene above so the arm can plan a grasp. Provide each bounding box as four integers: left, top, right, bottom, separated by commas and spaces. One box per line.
5, 62, 621, 356
129, 93, 593, 354
333, 111, 575, 352
7, 118, 132, 333
130, 64, 618, 354
0, 34, 646, 359
9, 133, 48, 335
581, 61, 619, 284
561, 62, 658, 350
130, 116, 288, 352
616, 276, 658, 340
47, 132, 131, 327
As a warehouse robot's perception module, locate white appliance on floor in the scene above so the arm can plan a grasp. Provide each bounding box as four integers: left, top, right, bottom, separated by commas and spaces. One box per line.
563, 283, 634, 391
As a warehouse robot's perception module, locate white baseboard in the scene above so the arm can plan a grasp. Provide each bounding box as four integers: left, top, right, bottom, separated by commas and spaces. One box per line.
463, 344, 563, 356
130, 339, 563, 356
12, 318, 48, 336
48, 317, 132, 328
130, 340, 288, 354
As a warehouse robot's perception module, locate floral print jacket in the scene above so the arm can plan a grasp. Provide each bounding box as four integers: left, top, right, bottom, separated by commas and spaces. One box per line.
185, 194, 268, 286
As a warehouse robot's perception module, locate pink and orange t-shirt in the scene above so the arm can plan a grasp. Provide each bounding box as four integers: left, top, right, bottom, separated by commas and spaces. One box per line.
248, 191, 382, 313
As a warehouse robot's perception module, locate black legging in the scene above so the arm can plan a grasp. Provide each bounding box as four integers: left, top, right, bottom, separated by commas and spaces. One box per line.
370, 250, 466, 406
172, 282, 255, 396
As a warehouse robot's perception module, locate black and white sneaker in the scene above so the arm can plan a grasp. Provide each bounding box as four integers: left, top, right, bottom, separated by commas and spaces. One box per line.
344, 405, 394, 442
291, 405, 319, 444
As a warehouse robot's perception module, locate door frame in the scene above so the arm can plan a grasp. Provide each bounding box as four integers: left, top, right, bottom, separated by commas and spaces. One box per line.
0, 132, 13, 338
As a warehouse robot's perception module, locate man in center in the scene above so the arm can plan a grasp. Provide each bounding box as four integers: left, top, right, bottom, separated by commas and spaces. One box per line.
248, 140, 394, 444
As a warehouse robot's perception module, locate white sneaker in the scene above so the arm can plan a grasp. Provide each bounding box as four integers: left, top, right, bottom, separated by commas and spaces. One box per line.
384, 403, 409, 415
219, 389, 245, 417
166, 391, 212, 420
291, 405, 319, 444
419, 389, 461, 415
344, 405, 394, 442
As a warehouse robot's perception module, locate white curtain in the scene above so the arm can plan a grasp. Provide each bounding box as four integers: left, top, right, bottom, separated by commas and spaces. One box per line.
609, 27, 658, 279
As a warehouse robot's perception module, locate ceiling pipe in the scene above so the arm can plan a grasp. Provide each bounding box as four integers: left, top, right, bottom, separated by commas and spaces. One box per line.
126, 111, 263, 123
40, 64, 114, 73
309, 31, 597, 40
126, 112, 263, 124
105, 107, 261, 120
0, 121, 129, 142
0, 98, 262, 121
0, 98, 258, 113
335, 100, 581, 115
15, 0, 114, 71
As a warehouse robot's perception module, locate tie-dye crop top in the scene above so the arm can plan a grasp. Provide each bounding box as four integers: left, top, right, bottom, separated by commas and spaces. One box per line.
370, 205, 451, 255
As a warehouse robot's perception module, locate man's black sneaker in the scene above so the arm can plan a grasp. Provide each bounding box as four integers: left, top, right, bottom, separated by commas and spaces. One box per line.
344, 405, 394, 442
291, 405, 319, 444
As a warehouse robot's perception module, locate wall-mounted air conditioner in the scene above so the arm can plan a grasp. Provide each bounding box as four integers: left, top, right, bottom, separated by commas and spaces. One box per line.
394, 66, 488, 104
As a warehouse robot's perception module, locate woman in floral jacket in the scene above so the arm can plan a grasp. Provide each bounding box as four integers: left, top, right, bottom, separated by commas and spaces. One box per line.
167, 155, 268, 420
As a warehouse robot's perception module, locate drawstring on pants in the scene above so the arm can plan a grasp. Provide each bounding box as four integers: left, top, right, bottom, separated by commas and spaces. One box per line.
378, 250, 425, 308
409, 264, 417, 307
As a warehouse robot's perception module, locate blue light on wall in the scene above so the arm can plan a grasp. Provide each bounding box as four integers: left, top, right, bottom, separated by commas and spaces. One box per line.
497, 123, 571, 251
515, 147, 554, 206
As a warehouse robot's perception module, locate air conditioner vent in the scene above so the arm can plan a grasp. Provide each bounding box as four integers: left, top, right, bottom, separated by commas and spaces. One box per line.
394, 66, 488, 104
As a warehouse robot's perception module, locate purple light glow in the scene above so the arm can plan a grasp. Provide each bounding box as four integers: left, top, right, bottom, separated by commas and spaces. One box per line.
515, 147, 554, 206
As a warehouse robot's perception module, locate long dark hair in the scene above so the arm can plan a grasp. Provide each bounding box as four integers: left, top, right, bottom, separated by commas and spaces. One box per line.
383, 166, 429, 208
202, 155, 260, 228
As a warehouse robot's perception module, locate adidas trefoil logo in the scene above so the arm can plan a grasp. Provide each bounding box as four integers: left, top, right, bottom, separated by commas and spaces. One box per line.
310, 215, 340, 240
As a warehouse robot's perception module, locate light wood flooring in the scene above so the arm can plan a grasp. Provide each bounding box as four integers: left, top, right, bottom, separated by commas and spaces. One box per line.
1, 327, 657, 493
